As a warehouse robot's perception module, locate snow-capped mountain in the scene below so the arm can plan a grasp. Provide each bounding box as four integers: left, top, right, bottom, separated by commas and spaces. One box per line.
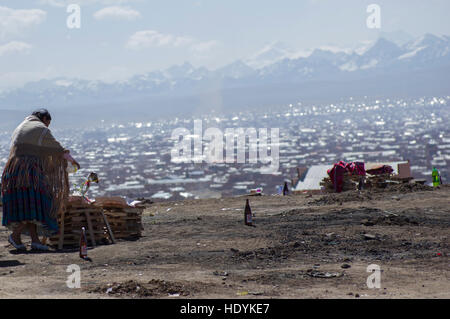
400, 34, 450, 64
357, 37, 405, 69
245, 41, 294, 69
215, 60, 255, 79
1, 33, 450, 120
378, 30, 415, 46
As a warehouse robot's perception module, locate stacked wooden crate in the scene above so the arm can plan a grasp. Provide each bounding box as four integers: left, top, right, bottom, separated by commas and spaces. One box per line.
94, 197, 144, 240
49, 196, 110, 247
364, 173, 391, 189
320, 175, 360, 192
49, 196, 143, 248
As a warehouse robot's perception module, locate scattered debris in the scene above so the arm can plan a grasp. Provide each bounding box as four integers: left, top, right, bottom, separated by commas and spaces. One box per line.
249, 188, 263, 196
213, 271, 228, 277
90, 279, 198, 297
307, 269, 343, 278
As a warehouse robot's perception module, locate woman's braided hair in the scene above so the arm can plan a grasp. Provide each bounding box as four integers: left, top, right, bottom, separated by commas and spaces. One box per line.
32, 108, 52, 122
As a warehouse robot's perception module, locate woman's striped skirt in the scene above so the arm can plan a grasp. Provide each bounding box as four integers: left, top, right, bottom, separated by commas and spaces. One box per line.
1, 157, 59, 236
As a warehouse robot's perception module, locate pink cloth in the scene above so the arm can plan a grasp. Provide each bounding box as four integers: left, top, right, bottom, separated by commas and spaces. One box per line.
327, 161, 366, 193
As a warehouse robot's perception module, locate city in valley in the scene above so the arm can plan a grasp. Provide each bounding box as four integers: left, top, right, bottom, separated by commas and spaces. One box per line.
2, 95, 446, 202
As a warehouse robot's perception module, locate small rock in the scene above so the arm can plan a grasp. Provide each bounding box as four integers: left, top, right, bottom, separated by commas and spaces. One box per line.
355, 293, 360, 298
249, 291, 264, 296
362, 219, 375, 226
341, 264, 351, 269
363, 234, 377, 240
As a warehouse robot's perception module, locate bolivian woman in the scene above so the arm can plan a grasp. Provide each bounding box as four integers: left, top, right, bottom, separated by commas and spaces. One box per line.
1, 109, 80, 251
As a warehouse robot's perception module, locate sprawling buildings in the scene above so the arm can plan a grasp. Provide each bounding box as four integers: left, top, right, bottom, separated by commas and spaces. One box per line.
0, 95, 448, 201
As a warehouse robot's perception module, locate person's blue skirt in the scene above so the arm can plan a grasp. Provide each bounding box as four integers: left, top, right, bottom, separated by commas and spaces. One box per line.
2, 160, 59, 237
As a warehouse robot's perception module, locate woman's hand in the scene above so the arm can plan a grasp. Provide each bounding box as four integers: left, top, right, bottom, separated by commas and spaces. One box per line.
72, 160, 81, 170
63, 151, 80, 169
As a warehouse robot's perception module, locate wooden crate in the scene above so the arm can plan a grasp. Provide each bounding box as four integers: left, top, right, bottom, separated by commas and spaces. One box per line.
49, 198, 111, 247
50, 196, 144, 248
101, 206, 143, 239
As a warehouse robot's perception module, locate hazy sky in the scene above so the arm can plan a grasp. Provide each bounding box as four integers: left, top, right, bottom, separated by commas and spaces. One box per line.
1, 0, 450, 91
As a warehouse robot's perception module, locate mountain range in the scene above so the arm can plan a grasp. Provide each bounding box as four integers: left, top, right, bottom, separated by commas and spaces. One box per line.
1, 33, 450, 126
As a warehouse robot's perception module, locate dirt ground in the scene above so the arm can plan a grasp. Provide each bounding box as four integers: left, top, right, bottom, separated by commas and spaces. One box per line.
0, 184, 449, 299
